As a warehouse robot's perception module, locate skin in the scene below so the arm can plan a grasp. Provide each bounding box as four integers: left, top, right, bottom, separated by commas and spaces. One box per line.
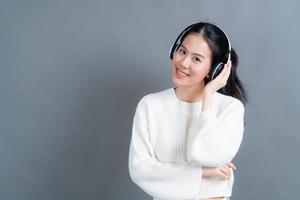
171, 33, 234, 200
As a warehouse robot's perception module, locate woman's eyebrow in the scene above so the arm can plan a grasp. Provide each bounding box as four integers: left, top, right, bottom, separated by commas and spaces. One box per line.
180, 44, 205, 59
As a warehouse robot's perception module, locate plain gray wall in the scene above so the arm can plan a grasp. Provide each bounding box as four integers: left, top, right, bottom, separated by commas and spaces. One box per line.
1, 0, 300, 199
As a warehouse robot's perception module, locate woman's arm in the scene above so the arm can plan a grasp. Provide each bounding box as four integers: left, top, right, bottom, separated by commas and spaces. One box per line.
186, 62, 244, 166
128, 99, 202, 200
186, 95, 244, 166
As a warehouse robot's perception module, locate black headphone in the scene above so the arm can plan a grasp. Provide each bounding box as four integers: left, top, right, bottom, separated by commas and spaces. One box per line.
169, 22, 231, 80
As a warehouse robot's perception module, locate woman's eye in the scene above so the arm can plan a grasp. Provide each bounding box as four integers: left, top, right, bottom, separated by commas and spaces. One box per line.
193, 57, 201, 63
178, 48, 186, 55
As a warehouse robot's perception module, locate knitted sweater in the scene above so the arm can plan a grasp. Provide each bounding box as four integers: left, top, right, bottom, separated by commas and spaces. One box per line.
128, 87, 244, 200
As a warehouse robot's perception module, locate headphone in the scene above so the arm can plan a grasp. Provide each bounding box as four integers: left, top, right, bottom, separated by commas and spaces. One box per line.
169, 22, 231, 80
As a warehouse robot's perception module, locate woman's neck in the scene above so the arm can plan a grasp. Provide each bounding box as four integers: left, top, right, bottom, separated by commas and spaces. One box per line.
174, 84, 205, 103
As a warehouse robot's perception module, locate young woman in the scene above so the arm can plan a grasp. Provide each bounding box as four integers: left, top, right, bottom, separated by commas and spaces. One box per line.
128, 22, 247, 200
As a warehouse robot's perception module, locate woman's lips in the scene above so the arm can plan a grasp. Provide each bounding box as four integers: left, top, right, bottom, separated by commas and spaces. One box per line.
176, 68, 190, 77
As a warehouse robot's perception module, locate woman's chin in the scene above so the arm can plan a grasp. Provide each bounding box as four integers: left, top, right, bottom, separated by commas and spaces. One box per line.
172, 77, 189, 87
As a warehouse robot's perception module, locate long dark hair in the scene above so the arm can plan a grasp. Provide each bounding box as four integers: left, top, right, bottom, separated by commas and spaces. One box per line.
173, 22, 248, 104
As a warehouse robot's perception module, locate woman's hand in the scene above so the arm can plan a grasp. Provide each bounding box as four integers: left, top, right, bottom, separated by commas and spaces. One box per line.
202, 61, 232, 111
203, 61, 232, 95
202, 162, 236, 180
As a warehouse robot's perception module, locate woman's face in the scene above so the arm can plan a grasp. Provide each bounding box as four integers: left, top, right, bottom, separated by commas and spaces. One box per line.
172, 33, 212, 88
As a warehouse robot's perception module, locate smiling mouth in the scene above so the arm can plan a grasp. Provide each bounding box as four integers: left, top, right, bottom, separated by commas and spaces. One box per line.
176, 68, 190, 76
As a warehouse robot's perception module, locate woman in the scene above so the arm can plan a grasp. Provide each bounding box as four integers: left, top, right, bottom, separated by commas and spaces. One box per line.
128, 22, 247, 200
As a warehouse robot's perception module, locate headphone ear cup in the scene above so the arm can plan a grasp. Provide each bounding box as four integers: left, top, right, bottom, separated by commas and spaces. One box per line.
210, 62, 224, 80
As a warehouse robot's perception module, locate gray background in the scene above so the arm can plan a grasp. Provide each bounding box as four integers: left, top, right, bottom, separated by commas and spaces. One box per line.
1, 0, 299, 199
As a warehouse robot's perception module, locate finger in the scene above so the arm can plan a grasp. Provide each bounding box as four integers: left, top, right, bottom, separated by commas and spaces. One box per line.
226, 60, 232, 68
221, 61, 232, 79
218, 63, 231, 84
220, 166, 230, 175
218, 168, 230, 179
216, 64, 229, 79
228, 162, 237, 170
214, 62, 229, 80
216, 63, 230, 82
216, 168, 227, 177
223, 165, 231, 174
228, 163, 236, 170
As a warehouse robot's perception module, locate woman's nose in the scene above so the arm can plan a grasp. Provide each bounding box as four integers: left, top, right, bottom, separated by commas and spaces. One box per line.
180, 55, 190, 69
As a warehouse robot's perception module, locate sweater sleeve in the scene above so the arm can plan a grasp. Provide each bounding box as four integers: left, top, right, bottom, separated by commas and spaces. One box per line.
128, 98, 202, 200
186, 99, 245, 167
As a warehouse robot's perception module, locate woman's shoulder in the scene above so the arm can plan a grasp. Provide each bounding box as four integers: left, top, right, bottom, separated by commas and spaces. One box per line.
138, 87, 173, 105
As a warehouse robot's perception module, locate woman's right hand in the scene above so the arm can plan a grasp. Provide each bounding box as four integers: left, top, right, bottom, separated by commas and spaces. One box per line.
202, 162, 236, 180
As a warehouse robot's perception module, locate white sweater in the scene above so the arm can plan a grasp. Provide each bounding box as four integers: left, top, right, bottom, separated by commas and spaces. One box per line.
128, 87, 244, 200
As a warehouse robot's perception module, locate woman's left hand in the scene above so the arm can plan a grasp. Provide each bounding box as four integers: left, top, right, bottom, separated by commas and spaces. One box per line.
203, 61, 232, 95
